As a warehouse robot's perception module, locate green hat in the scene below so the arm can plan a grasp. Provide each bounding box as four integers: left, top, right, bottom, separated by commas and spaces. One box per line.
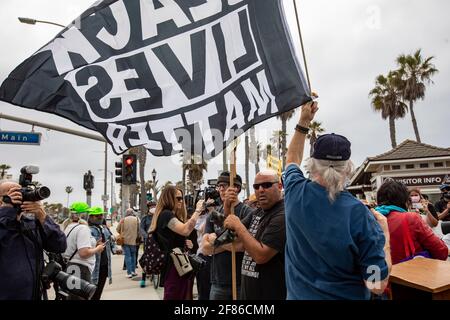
70, 202, 90, 213
88, 206, 106, 216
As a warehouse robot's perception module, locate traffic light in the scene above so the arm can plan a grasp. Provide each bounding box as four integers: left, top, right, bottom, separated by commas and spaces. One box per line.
123, 154, 137, 185
115, 160, 123, 184
83, 171, 94, 190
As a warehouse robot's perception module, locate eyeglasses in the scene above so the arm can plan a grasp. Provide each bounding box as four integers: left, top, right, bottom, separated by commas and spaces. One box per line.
253, 182, 278, 190
176, 196, 183, 201
217, 183, 229, 190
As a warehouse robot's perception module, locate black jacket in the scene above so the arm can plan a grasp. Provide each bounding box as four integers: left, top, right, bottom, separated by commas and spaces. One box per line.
0, 207, 67, 300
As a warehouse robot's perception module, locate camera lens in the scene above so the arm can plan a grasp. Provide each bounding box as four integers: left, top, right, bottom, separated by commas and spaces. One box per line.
37, 187, 51, 199
22, 186, 51, 202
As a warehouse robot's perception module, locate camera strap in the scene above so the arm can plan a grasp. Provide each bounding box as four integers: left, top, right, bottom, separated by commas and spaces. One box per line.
66, 224, 82, 263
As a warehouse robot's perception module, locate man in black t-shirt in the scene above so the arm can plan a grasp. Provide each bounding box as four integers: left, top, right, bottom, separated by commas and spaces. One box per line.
224, 170, 286, 300
202, 172, 253, 300
435, 184, 450, 222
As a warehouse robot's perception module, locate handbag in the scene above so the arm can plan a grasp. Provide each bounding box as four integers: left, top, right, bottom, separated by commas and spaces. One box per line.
399, 215, 431, 262
138, 232, 166, 275
170, 247, 193, 277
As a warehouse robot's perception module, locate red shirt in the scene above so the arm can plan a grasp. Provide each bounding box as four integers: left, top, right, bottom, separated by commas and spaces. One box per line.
387, 211, 448, 265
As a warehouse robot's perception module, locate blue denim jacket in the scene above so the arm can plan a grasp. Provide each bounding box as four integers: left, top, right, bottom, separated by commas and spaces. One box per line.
89, 224, 115, 285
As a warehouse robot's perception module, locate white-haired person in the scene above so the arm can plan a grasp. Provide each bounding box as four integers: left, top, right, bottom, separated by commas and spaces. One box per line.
283, 101, 391, 300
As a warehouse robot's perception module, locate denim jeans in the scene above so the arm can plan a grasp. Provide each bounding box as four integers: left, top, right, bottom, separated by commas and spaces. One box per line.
123, 244, 137, 275
209, 284, 240, 300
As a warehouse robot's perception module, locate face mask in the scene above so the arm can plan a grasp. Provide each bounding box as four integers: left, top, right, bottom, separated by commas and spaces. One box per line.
410, 196, 421, 203
90, 220, 102, 226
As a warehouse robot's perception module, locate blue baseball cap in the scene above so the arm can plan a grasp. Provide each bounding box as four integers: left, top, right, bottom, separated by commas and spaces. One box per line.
312, 133, 351, 161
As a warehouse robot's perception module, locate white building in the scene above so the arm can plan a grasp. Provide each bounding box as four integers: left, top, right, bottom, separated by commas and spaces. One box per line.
349, 140, 450, 203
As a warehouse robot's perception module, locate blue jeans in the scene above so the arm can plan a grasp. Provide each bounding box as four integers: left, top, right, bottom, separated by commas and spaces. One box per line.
123, 244, 137, 275
209, 284, 241, 300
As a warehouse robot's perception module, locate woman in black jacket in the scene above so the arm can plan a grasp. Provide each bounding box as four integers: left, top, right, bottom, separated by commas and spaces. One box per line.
149, 185, 203, 300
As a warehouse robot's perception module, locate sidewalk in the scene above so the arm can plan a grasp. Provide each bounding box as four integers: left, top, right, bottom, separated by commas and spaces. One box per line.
100, 253, 162, 300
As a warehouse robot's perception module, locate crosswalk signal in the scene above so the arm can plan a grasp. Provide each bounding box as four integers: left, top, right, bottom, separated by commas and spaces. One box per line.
115, 160, 123, 184
123, 154, 137, 185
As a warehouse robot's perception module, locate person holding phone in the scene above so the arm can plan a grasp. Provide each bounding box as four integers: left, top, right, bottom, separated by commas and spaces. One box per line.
408, 188, 439, 228
87, 206, 117, 300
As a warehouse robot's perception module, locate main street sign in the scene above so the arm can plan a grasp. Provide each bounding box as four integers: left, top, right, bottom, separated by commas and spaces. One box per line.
0, 131, 41, 145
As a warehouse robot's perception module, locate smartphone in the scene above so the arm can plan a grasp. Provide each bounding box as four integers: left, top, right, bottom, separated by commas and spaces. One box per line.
412, 203, 423, 210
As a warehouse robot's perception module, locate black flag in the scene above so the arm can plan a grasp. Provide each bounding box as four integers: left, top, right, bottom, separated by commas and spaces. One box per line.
0, 0, 311, 158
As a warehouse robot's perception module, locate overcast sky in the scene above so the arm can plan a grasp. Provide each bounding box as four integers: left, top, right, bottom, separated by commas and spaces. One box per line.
1, 0, 449, 208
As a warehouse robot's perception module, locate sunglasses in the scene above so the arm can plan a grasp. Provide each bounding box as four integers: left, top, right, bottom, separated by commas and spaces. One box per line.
176, 196, 184, 201
253, 181, 278, 190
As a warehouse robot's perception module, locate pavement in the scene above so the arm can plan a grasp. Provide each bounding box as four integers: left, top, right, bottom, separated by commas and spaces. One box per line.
100, 253, 163, 300
101, 221, 164, 300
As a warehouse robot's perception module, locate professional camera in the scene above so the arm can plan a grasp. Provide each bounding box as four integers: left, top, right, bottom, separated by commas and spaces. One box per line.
42, 254, 97, 300
214, 228, 236, 247
188, 253, 207, 273
192, 185, 222, 215
443, 192, 450, 201
204, 187, 221, 207
18, 166, 51, 202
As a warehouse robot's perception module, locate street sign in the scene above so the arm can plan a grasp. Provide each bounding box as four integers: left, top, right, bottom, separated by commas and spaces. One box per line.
0, 131, 41, 145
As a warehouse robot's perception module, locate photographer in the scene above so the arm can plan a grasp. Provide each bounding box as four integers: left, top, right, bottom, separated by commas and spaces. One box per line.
435, 184, 450, 221
0, 180, 66, 300
202, 172, 253, 300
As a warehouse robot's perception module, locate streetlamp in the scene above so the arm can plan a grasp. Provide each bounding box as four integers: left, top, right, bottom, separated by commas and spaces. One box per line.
152, 169, 157, 183
152, 169, 157, 200
18, 17, 65, 28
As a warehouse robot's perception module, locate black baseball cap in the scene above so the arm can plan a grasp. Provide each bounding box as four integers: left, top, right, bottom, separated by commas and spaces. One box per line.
217, 171, 242, 188
312, 133, 351, 161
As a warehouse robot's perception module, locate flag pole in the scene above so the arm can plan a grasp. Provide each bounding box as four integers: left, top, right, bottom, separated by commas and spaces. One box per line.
292, 0, 312, 94
229, 139, 238, 300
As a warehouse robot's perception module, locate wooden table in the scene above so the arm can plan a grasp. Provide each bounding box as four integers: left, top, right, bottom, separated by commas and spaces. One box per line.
389, 258, 450, 300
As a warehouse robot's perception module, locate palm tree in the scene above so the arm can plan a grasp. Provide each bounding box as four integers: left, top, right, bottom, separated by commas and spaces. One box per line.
270, 130, 284, 160
244, 131, 250, 197
307, 121, 325, 156
369, 71, 408, 148
65, 186, 73, 208
182, 154, 208, 195
0, 164, 11, 179
255, 142, 261, 175
277, 110, 296, 169
396, 49, 438, 143
248, 126, 261, 175
266, 144, 272, 158
129, 146, 147, 215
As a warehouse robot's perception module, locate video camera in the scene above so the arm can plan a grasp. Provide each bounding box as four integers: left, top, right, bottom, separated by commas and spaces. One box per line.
18, 166, 51, 202
192, 181, 222, 215
442, 222, 450, 235
42, 253, 97, 300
